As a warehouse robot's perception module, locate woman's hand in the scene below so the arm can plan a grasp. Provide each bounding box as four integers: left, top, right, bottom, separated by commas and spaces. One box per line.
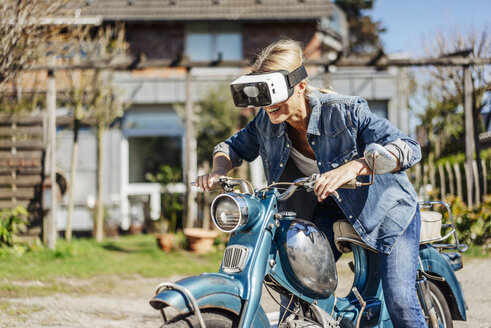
314, 159, 370, 202
195, 153, 233, 192
195, 172, 222, 192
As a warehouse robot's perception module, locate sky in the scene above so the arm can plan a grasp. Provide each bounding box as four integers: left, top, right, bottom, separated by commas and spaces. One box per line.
368, 0, 490, 56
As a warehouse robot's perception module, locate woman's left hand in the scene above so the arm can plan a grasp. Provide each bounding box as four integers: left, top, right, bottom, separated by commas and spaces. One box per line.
313, 159, 369, 202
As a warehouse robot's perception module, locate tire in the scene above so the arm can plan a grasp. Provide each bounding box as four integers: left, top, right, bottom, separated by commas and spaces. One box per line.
427, 281, 453, 328
161, 309, 239, 328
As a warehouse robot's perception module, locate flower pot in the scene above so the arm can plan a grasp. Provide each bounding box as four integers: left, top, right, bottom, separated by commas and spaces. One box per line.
156, 233, 174, 252
184, 228, 218, 254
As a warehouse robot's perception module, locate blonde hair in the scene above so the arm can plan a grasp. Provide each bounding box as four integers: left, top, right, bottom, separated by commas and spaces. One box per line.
251, 38, 333, 98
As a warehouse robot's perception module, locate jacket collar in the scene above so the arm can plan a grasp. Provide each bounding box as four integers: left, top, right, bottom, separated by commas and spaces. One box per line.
307, 91, 322, 136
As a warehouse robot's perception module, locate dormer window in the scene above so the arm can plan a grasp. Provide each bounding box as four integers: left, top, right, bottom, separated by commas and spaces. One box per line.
185, 23, 242, 61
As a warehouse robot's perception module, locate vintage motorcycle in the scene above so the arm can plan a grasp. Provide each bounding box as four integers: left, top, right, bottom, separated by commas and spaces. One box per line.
149, 144, 468, 328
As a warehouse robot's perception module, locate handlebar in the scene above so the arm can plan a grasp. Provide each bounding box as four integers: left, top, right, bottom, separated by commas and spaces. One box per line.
190, 177, 254, 194
276, 173, 372, 202
191, 150, 379, 200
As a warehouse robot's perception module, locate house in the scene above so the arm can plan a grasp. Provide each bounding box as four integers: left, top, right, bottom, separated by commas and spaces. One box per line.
54, 0, 411, 232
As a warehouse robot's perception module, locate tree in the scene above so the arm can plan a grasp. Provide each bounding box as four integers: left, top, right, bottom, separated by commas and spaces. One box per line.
60, 24, 128, 242
0, 0, 67, 88
418, 86, 464, 159
196, 83, 241, 166
334, 0, 385, 54
88, 69, 129, 242
421, 28, 489, 118
420, 27, 490, 202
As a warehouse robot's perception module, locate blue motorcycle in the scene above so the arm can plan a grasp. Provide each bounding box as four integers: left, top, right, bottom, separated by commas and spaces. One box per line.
150, 144, 467, 328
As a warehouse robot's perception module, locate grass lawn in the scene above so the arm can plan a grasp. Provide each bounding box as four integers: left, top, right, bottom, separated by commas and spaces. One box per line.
0, 234, 223, 297
0, 233, 486, 298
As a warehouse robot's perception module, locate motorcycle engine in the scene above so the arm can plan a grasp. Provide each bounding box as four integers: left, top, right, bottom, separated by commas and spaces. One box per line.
279, 219, 338, 298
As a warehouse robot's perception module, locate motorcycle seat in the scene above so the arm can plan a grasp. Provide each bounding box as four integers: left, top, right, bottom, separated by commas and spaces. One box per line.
333, 219, 378, 254
333, 211, 443, 253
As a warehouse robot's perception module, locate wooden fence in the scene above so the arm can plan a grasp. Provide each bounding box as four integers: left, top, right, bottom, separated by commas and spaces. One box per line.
0, 114, 46, 231
408, 158, 490, 207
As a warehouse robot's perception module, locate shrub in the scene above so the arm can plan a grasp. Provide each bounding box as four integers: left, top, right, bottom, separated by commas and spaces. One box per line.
0, 206, 29, 247
440, 196, 491, 249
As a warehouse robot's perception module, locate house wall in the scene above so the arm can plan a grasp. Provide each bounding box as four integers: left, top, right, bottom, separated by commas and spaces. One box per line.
55, 128, 122, 231
124, 21, 320, 61
126, 22, 185, 59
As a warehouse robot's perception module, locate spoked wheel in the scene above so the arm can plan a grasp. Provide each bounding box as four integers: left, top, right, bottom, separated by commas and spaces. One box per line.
161, 309, 239, 328
425, 281, 453, 328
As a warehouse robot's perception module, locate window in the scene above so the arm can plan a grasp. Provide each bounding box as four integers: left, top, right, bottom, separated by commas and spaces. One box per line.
123, 107, 184, 183
367, 100, 388, 119
128, 136, 182, 183
186, 23, 242, 61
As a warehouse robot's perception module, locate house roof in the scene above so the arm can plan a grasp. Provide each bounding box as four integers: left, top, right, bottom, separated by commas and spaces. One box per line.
78, 0, 333, 22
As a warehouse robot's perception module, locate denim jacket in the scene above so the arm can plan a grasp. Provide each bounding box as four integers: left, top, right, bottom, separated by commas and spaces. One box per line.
214, 91, 422, 254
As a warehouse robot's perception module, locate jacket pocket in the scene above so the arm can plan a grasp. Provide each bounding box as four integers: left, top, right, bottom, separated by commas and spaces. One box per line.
321, 105, 353, 137
329, 149, 358, 168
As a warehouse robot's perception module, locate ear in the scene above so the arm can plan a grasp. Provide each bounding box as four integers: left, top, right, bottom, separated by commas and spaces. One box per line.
297, 81, 306, 95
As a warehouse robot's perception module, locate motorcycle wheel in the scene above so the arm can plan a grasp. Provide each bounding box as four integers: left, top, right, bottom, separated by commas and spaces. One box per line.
428, 281, 453, 328
161, 309, 239, 328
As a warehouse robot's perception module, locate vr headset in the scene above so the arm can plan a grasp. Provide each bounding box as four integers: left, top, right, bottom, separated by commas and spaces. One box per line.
230, 65, 308, 108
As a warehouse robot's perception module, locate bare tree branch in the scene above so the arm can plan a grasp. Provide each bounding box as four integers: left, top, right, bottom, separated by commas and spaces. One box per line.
0, 0, 69, 88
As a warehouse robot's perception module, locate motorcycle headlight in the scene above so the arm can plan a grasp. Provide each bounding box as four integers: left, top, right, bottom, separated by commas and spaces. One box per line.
211, 193, 248, 233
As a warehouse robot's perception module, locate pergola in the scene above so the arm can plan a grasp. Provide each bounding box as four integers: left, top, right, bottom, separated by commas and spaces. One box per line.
25, 53, 491, 248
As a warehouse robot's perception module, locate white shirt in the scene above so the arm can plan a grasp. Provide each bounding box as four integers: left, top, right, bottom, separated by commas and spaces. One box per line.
289, 147, 320, 176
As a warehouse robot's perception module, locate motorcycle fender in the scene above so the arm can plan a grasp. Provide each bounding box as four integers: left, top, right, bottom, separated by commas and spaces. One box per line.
149, 273, 270, 327
420, 255, 467, 321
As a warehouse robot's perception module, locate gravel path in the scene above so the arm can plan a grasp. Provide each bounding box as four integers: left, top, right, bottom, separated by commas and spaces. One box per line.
0, 257, 489, 327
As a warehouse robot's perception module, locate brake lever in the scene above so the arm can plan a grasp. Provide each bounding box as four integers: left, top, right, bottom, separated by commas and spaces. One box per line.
303, 173, 319, 192
190, 176, 231, 192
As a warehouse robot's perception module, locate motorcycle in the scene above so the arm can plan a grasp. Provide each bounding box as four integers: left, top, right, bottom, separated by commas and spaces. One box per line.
149, 144, 468, 328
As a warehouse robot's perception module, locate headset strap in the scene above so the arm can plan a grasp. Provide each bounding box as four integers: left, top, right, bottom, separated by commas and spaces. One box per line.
286, 64, 308, 89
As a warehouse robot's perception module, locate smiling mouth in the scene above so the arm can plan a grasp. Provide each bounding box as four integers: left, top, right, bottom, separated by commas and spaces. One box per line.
265, 107, 280, 113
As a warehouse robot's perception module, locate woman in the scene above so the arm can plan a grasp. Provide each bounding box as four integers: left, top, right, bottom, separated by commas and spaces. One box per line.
195, 38, 425, 327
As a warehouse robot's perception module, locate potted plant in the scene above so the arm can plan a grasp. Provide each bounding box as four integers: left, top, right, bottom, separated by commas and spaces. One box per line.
146, 165, 183, 252
183, 227, 218, 254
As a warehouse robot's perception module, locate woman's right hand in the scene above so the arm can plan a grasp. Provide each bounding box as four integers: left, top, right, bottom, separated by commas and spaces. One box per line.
196, 153, 233, 192
195, 172, 222, 192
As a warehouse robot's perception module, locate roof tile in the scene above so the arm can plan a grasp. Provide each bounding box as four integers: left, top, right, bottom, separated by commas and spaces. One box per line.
79, 0, 332, 21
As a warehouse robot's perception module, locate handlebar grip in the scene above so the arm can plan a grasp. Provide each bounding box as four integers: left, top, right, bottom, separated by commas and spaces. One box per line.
190, 180, 224, 191
339, 179, 358, 189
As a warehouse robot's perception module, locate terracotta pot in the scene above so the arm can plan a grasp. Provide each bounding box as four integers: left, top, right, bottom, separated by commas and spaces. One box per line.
184, 228, 218, 254
156, 233, 173, 252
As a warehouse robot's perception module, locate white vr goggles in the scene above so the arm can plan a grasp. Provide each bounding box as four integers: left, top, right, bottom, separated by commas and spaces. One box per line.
230, 65, 308, 108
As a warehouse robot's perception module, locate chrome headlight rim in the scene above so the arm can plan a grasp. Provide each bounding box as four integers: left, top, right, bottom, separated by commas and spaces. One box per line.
211, 193, 249, 233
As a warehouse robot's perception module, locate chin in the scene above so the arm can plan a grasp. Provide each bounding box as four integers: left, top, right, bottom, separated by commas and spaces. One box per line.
268, 116, 285, 125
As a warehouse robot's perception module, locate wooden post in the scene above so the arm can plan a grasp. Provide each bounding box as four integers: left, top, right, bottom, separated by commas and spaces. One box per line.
414, 164, 422, 195
184, 67, 198, 228
445, 161, 455, 197
46, 69, 57, 249
429, 161, 436, 196
482, 159, 488, 196
454, 163, 463, 201
464, 162, 473, 207
464, 65, 475, 205
423, 164, 429, 199
438, 163, 446, 199
472, 160, 480, 206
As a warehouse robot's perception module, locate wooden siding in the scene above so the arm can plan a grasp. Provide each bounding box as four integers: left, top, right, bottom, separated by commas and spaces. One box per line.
0, 114, 45, 213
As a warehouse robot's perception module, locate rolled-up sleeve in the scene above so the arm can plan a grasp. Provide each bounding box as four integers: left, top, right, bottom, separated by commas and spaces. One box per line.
213, 118, 261, 168
352, 97, 421, 171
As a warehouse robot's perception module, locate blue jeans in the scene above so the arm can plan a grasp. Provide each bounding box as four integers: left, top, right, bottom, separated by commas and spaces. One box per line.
379, 208, 427, 327
279, 203, 427, 327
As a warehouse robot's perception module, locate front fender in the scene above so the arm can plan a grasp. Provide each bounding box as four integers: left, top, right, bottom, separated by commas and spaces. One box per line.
419, 246, 467, 321
149, 273, 270, 327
